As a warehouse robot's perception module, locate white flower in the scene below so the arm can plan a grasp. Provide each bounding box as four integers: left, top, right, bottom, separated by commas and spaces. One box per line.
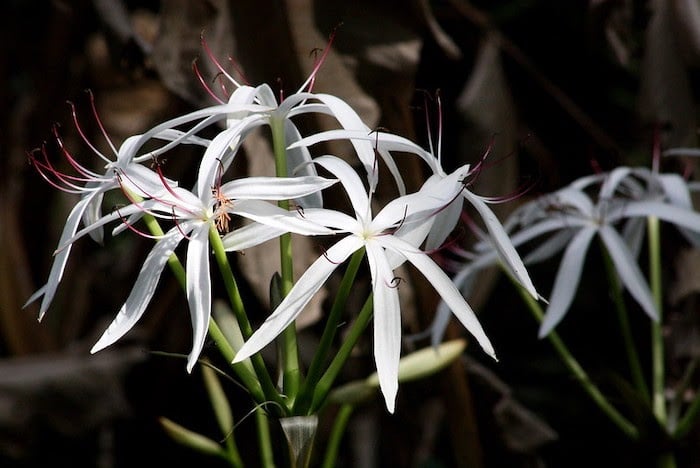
232, 156, 496, 413
51, 148, 336, 371
493, 167, 700, 337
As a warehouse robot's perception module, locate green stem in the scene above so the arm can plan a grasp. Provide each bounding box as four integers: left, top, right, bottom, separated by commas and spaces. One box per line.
515, 280, 640, 440
648, 216, 667, 426
321, 404, 355, 468
255, 408, 275, 468
142, 215, 265, 400
669, 358, 699, 435
311, 295, 374, 413
271, 115, 300, 403
209, 227, 285, 412
674, 371, 700, 439
600, 246, 649, 401
294, 249, 366, 414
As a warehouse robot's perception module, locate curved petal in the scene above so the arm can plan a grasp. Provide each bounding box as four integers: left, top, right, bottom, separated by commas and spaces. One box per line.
365, 241, 401, 413
598, 225, 658, 321
539, 227, 596, 337
233, 235, 362, 363
91, 224, 191, 354
377, 235, 496, 359
25, 195, 95, 319
463, 191, 538, 298
186, 224, 213, 372
312, 156, 369, 221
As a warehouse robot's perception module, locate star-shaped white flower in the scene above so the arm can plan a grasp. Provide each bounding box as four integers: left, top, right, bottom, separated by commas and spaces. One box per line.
232, 155, 496, 412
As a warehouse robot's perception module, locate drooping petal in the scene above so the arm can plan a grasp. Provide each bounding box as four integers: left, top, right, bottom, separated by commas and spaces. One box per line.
598, 225, 658, 321
523, 229, 576, 265
25, 195, 95, 319
463, 191, 538, 298
233, 235, 362, 363
538, 226, 596, 337
365, 241, 401, 413
91, 223, 192, 354
377, 236, 496, 359
613, 200, 700, 232
186, 224, 213, 372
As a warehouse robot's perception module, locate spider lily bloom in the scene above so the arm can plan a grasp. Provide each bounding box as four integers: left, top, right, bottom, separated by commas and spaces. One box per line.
233, 155, 496, 413
25, 103, 210, 320
53, 159, 337, 372
288, 128, 538, 300
499, 170, 700, 338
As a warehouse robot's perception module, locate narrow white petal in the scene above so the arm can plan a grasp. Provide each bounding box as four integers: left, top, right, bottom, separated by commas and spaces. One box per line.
377, 236, 496, 359
221, 223, 287, 251
231, 200, 335, 236
233, 236, 362, 363
539, 227, 596, 337
365, 241, 401, 413
26, 196, 93, 319
598, 225, 658, 321
186, 225, 213, 372
91, 224, 191, 354
312, 156, 369, 221
220, 176, 336, 200
464, 191, 538, 298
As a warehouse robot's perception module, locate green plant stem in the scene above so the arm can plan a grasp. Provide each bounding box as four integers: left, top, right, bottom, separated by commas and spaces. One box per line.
321, 404, 355, 468
255, 407, 275, 468
600, 246, 649, 401
141, 215, 264, 399
294, 248, 366, 415
514, 280, 640, 440
311, 295, 374, 413
670, 357, 699, 436
674, 370, 700, 438
209, 227, 285, 412
271, 115, 300, 403
648, 216, 667, 427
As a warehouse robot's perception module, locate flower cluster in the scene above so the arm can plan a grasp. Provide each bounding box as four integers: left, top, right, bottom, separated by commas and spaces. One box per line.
26, 44, 538, 413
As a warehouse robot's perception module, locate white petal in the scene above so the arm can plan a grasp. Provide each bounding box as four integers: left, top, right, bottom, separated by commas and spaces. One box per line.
285, 120, 323, 208
91, 224, 191, 354
312, 156, 370, 221
186, 225, 213, 372
539, 227, 596, 337
25, 196, 94, 319
231, 200, 335, 236
598, 225, 658, 321
220, 176, 336, 200
463, 191, 538, 298
233, 235, 362, 363
377, 236, 496, 359
365, 241, 401, 413
221, 222, 287, 251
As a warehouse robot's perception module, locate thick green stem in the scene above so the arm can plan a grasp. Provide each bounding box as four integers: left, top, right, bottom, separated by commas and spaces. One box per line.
311, 295, 374, 413
515, 280, 639, 440
601, 246, 649, 401
321, 404, 355, 468
295, 248, 366, 414
255, 408, 275, 468
648, 216, 667, 426
271, 115, 300, 403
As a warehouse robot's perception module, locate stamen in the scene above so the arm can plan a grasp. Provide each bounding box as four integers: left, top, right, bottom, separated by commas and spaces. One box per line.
67, 100, 112, 164
113, 205, 163, 240
321, 245, 343, 265
387, 276, 404, 289
192, 58, 225, 104
201, 31, 243, 88
85, 89, 118, 156
298, 23, 341, 93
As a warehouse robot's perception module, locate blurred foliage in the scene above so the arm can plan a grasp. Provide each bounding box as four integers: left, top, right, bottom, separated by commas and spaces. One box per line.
2, 0, 700, 467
